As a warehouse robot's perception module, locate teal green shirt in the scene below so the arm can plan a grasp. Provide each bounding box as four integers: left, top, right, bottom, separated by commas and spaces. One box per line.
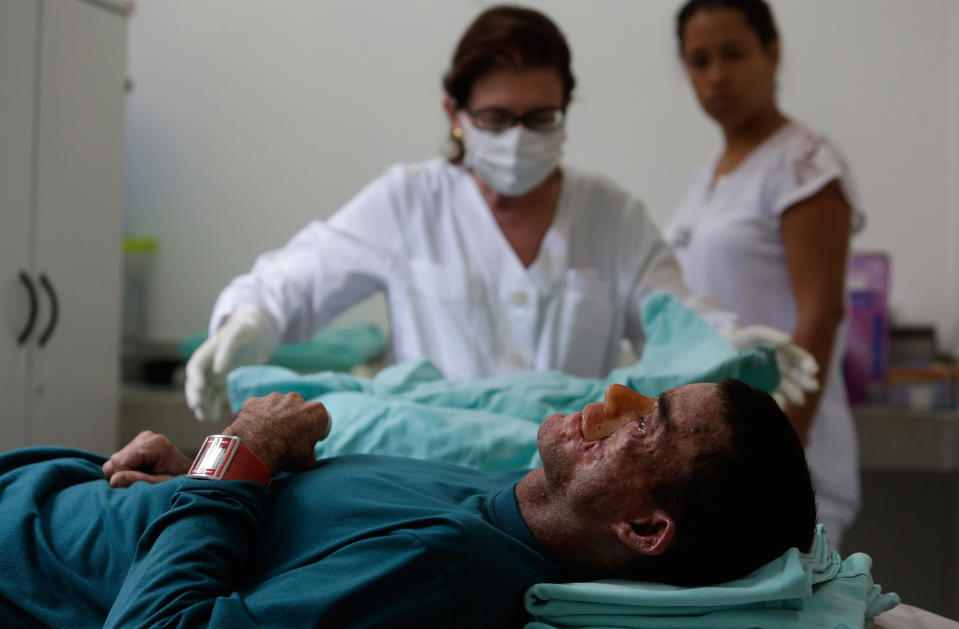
0, 447, 561, 628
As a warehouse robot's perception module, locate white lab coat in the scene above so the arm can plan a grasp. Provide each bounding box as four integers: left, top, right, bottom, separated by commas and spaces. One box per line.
212, 158, 736, 381
665, 122, 861, 546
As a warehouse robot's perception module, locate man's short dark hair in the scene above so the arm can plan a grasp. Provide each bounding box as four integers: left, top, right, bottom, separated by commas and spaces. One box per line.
624, 378, 816, 586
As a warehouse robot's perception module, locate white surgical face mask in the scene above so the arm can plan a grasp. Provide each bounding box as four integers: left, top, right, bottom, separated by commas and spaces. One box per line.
460, 115, 565, 197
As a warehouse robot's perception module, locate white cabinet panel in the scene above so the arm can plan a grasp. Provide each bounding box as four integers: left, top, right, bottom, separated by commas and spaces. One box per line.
30, 0, 126, 452
0, 0, 127, 455
0, 0, 38, 449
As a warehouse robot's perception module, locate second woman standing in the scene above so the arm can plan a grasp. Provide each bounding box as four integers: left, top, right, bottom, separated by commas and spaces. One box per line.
666, 0, 862, 548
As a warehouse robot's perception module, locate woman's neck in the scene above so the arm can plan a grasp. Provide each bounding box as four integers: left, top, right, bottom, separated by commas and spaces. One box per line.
476, 169, 563, 267
714, 106, 788, 178
722, 105, 789, 155
477, 168, 562, 214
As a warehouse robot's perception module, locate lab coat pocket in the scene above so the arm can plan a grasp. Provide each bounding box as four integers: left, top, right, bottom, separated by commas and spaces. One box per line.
404, 260, 479, 302
396, 259, 489, 378
556, 270, 615, 377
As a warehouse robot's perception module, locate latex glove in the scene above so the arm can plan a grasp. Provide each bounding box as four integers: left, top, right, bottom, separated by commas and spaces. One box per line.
185, 307, 276, 421
723, 325, 819, 409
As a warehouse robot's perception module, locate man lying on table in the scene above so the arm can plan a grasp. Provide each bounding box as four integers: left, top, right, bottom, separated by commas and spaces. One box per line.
0, 379, 815, 628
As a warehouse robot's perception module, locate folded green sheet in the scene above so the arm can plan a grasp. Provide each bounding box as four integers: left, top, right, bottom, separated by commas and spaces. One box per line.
227, 292, 778, 471
180, 321, 386, 372
524, 526, 899, 629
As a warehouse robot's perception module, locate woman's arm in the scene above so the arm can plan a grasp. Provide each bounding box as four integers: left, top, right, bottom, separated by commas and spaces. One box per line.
780, 180, 852, 444
209, 165, 414, 344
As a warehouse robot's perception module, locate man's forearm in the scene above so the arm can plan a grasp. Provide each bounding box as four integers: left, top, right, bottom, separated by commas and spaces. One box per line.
104, 481, 265, 628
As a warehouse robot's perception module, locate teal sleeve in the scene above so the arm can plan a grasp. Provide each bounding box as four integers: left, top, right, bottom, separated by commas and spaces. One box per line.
102, 483, 464, 628
103, 480, 267, 629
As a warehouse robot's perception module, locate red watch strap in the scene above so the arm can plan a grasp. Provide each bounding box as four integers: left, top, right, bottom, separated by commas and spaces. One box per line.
187, 435, 272, 489
222, 440, 272, 487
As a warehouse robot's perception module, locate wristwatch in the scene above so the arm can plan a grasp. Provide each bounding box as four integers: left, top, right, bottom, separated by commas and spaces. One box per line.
187, 435, 272, 489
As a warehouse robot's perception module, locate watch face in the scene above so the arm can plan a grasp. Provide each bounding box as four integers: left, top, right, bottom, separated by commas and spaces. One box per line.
188, 436, 239, 480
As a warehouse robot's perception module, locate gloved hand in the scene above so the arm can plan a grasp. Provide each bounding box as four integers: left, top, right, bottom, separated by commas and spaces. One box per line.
185, 307, 276, 422
723, 325, 819, 409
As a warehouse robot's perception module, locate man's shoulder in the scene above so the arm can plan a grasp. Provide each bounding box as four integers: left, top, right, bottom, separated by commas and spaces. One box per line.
400, 517, 561, 627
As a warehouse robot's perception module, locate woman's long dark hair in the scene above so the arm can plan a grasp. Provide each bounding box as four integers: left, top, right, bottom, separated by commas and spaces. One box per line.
676, 0, 779, 51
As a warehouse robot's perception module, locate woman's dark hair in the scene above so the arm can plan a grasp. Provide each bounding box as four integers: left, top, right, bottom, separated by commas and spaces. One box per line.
442, 5, 576, 162
622, 378, 817, 587
676, 0, 779, 51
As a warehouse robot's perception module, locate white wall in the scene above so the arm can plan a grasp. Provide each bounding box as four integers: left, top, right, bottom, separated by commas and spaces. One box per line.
124, 0, 959, 350
948, 0, 959, 352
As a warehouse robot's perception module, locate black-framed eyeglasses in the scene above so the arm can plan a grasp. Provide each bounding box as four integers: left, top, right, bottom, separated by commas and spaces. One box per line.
466, 107, 565, 133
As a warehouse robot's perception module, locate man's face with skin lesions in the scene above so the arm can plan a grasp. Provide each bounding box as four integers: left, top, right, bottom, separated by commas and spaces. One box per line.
537, 383, 730, 526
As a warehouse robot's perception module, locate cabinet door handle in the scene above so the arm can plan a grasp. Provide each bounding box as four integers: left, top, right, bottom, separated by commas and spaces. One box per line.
38, 273, 59, 348
17, 271, 38, 346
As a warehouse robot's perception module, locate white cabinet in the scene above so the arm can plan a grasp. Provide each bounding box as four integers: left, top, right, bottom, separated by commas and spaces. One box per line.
1, 0, 128, 455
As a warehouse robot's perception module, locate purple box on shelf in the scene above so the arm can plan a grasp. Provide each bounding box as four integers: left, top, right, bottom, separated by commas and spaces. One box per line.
843, 253, 890, 404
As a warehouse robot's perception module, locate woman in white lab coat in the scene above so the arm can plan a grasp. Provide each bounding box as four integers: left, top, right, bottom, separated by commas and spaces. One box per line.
665, 0, 861, 548
186, 5, 812, 430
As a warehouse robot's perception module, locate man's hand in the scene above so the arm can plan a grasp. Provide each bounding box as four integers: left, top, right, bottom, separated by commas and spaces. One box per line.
223, 392, 332, 475
103, 431, 193, 488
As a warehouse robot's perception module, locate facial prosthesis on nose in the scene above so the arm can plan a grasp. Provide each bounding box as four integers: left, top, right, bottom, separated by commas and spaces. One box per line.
582, 384, 657, 441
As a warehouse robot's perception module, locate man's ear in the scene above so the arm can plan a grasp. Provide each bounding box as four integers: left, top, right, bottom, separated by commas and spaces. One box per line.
612, 510, 675, 557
